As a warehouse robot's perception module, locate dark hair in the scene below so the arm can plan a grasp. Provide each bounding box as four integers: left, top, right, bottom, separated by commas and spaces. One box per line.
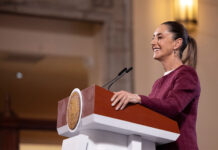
162, 21, 198, 69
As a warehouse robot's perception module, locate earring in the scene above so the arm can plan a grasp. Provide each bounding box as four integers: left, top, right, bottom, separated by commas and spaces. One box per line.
174, 50, 179, 57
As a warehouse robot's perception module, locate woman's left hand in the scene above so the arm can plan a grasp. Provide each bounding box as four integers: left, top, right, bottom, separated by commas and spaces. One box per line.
111, 91, 141, 110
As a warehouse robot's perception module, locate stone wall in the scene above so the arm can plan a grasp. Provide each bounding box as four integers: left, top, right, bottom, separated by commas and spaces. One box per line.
0, 0, 133, 91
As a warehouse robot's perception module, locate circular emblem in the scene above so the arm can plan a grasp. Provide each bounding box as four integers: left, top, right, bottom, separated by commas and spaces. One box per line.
67, 88, 82, 131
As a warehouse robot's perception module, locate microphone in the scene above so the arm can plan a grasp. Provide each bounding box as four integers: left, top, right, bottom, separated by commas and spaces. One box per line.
107, 67, 133, 90
102, 67, 127, 88
102, 67, 133, 90
118, 68, 127, 76
126, 67, 133, 73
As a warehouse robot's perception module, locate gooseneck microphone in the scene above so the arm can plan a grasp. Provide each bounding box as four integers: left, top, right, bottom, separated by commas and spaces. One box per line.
102, 67, 127, 88
102, 67, 133, 90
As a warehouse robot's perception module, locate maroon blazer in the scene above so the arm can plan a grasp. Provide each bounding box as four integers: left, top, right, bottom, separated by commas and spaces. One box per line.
139, 65, 201, 150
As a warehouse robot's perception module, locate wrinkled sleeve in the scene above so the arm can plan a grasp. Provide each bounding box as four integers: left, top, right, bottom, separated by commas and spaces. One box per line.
140, 70, 200, 118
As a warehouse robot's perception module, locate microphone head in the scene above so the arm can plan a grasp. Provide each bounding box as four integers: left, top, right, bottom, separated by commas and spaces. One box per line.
126, 67, 133, 73
118, 67, 127, 76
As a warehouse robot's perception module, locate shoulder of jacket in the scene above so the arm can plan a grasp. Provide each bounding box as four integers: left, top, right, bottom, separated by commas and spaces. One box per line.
174, 65, 200, 83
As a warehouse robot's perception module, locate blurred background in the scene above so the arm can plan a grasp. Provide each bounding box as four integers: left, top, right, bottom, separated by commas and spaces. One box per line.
0, 0, 217, 149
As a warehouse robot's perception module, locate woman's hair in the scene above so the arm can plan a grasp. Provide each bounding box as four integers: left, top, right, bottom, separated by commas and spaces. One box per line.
162, 21, 198, 69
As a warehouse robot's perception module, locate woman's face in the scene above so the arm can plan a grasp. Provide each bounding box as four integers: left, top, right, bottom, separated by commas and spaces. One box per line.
151, 24, 176, 61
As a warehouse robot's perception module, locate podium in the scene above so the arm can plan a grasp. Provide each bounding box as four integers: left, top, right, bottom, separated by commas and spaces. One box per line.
57, 85, 180, 150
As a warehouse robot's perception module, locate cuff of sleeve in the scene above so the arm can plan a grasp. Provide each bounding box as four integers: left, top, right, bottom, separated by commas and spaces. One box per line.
139, 95, 150, 106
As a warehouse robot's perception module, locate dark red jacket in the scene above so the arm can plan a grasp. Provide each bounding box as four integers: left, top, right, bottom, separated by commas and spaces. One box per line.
139, 65, 201, 150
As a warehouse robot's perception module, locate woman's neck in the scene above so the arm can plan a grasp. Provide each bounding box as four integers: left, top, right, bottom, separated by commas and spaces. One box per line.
161, 57, 183, 72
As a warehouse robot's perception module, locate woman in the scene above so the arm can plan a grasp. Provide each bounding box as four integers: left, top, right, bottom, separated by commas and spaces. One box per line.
111, 21, 201, 150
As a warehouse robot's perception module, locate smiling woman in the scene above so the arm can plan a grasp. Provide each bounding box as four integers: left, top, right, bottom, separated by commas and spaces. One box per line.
111, 21, 200, 150
151, 25, 179, 62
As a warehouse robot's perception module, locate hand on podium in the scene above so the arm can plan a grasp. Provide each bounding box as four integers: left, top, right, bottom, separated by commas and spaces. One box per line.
111, 91, 141, 110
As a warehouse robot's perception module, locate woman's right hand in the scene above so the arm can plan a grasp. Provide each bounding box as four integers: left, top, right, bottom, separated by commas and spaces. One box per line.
110, 91, 141, 110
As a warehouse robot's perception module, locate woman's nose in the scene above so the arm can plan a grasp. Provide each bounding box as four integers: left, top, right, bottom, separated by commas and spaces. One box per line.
150, 38, 156, 45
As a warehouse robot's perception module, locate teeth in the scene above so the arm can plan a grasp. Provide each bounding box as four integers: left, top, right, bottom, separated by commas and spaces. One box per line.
154, 49, 160, 52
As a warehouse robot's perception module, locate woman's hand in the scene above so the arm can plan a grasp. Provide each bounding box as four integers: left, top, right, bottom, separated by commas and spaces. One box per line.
111, 91, 141, 110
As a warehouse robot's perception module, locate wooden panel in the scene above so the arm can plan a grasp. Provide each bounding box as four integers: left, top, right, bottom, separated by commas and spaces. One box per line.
57, 97, 68, 128
0, 129, 19, 150
81, 85, 95, 118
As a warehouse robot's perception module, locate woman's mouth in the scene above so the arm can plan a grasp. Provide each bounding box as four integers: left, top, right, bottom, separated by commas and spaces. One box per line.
153, 48, 160, 52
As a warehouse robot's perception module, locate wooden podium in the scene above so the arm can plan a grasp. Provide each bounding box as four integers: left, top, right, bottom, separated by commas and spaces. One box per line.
57, 85, 180, 150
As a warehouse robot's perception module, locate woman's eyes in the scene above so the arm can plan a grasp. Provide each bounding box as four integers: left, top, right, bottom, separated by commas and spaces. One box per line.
157, 36, 162, 40
152, 36, 163, 40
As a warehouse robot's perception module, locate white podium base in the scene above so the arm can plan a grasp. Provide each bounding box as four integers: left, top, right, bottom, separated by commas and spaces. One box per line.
62, 130, 155, 150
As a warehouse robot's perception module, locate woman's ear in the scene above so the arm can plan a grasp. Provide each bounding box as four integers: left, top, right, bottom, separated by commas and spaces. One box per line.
174, 38, 183, 50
